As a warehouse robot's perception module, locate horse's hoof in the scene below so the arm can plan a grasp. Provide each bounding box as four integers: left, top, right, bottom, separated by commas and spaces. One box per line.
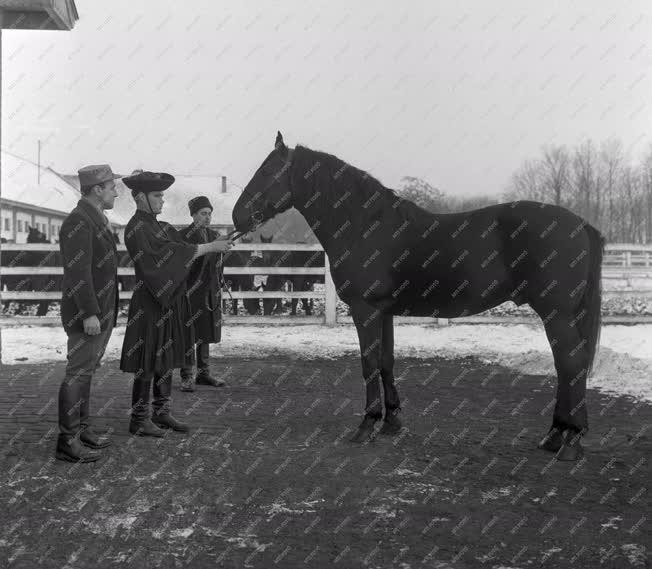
555, 431, 584, 461
349, 417, 377, 443
556, 442, 584, 461
537, 428, 563, 452
379, 417, 402, 436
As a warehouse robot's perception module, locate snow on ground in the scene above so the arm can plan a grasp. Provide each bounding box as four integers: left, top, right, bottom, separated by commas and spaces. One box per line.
1, 323, 651, 403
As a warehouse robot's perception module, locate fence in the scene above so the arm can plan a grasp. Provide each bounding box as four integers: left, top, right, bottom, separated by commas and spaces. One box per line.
2, 242, 652, 326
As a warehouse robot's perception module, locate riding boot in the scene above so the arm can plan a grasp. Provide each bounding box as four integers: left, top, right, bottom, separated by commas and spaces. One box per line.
195, 343, 225, 387
55, 434, 101, 463
180, 366, 195, 392
129, 373, 165, 437
152, 371, 189, 433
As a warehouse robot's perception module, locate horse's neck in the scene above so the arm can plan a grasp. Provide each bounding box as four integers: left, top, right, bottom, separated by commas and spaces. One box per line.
290, 148, 402, 257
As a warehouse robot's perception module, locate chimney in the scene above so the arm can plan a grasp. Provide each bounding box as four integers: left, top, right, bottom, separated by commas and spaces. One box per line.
221, 176, 227, 193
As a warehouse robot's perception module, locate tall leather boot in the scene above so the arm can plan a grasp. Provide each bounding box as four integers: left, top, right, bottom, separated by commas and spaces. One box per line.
152, 370, 189, 433
195, 343, 225, 387
129, 373, 165, 437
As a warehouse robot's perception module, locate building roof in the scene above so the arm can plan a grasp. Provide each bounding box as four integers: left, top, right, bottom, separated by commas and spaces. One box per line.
1, 150, 81, 217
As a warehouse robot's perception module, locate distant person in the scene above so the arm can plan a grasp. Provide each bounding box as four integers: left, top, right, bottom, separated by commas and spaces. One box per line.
179, 196, 228, 391
56, 164, 121, 463
119, 171, 232, 437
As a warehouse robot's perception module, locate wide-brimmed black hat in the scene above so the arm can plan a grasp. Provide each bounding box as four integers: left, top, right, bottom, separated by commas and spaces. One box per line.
122, 170, 175, 194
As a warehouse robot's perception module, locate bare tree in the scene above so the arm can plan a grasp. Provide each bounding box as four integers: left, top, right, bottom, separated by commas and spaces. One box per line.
398, 177, 448, 213
570, 140, 598, 224
598, 139, 624, 242
506, 159, 545, 202
541, 145, 570, 206
641, 144, 652, 243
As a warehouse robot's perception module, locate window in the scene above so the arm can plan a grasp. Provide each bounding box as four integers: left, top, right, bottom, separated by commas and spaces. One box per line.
3, 218, 9, 231
17, 220, 23, 232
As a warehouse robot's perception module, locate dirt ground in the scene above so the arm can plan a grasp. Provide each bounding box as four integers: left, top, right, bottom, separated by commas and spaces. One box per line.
0, 354, 650, 569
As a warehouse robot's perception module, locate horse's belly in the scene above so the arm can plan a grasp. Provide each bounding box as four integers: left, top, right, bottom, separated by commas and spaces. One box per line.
387, 269, 514, 318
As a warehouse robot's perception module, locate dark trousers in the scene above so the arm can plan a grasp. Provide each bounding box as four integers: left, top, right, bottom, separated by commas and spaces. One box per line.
131, 370, 173, 421
58, 319, 114, 437
180, 342, 209, 379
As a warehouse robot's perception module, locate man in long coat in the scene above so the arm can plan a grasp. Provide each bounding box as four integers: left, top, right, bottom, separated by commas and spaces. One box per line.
179, 196, 226, 391
56, 164, 121, 462
119, 171, 232, 437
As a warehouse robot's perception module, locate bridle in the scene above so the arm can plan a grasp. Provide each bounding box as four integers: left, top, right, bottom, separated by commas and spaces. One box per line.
225, 148, 294, 242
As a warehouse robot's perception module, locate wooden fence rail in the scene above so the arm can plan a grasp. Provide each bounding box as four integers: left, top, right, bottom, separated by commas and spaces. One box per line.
2, 243, 652, 326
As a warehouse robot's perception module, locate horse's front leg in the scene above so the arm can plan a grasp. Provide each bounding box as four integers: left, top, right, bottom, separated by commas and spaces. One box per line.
349, 300, 384, 443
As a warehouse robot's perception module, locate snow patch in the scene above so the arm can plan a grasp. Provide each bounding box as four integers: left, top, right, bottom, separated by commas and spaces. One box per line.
621, 544, 647, 566
266, 501, 316, 520
481, 486, 514, 501
169, 527, 194, 539
86, 513, 138, 538
3, 324, 652, 402
225, 536, 271, 551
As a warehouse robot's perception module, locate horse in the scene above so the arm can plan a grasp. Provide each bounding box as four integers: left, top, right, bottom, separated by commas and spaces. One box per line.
231, 131, 605, 461
24, 226, 61, 316
223, 236, 262, 315
259, 234, 323, 316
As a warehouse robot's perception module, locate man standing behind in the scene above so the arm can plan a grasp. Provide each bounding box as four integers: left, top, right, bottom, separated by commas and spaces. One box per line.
179, 196, 228, 391
56, 165, 121, 462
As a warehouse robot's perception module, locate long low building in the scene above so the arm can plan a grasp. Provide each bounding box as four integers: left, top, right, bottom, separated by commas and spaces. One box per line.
1, 150, 85, 243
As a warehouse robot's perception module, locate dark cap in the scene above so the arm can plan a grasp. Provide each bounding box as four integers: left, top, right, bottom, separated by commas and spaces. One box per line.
188, 195, 213, 215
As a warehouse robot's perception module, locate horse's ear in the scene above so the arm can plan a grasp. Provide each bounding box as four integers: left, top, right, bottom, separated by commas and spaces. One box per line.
275, 131, 285, 150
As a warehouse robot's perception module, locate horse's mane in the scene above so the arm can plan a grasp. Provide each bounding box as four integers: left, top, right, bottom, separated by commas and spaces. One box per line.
294, 145, 430, 224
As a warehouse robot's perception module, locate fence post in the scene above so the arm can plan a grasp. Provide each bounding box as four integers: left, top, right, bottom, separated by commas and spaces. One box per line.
324, 254, 337, 326
625, 251, 632, 267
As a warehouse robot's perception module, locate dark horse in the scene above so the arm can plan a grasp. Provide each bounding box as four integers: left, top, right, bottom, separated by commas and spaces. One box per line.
232, 132, 605, 461
25, 226, 61, 316
260, 234, 322, 316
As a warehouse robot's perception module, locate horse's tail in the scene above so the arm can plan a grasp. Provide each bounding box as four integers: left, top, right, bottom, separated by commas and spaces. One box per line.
578, 224, 605, 378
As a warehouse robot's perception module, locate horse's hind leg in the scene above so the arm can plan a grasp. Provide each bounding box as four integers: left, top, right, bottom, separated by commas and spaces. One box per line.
379, 314, 402, 435
537, 310, 590, 461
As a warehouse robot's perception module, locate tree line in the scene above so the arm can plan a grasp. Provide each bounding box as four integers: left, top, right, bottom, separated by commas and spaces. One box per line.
398, 139, 652, 244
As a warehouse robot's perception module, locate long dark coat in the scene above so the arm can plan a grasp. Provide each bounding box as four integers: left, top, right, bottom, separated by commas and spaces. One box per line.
59, 199, 119, 334
119, 209, 197, 375
180, 224, 223, 344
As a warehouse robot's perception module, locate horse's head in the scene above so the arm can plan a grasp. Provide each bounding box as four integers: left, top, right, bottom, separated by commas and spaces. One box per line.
232, 131, 293, 233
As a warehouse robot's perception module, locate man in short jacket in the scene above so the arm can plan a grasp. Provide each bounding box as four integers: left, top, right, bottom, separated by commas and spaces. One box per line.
56, 164, 121, 462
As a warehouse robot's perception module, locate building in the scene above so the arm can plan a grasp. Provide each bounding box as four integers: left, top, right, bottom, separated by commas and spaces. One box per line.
0, 150, 93, 243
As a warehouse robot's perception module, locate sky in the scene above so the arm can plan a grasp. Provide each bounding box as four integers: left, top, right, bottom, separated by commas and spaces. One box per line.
2, 0, 652, 196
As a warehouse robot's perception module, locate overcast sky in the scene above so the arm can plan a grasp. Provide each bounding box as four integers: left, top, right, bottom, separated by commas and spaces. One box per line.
2, 0, 652, 196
